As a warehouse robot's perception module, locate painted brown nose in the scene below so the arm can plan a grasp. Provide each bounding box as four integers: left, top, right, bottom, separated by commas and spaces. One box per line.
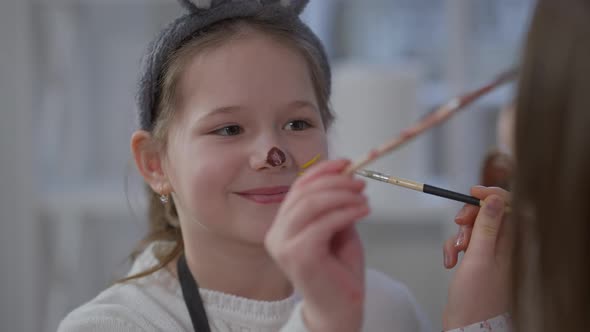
267, 147, 286, 167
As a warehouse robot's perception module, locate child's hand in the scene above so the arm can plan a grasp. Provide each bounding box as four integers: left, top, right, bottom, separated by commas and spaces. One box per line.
265, 159, 369, 332
442, 186, 513, 330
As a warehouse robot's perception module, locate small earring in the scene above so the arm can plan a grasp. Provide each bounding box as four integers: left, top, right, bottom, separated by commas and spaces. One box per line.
159, 193, 169, 204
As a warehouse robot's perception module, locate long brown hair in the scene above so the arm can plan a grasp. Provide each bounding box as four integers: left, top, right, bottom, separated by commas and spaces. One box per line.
120, 14, 334, 283
511, 0, 590, 330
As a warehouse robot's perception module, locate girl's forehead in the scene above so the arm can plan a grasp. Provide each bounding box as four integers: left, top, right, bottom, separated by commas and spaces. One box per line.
178, 34, 316, 111
186, 33, 308, 80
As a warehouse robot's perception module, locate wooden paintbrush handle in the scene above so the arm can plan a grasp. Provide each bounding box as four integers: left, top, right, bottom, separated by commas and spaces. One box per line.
344, 68, 518, 175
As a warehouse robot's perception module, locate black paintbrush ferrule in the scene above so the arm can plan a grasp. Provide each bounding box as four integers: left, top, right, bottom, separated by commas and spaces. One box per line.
423, 184, 481, 207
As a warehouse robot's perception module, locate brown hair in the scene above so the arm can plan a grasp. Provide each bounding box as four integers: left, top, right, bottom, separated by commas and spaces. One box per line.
120, 15, 334, 283
511, 0, 590, 330
479, 149, 513, 190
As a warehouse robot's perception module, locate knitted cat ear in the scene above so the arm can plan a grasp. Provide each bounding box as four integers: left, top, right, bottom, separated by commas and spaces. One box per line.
178, 0, 309, 14
277, 0, 309, 14
178, 0, 212, 12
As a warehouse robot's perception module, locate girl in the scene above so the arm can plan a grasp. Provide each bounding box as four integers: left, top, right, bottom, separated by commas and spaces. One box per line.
58, 1, 430, 331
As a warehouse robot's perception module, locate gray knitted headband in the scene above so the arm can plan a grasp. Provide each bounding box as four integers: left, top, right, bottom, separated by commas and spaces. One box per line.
136, 0, 330, 131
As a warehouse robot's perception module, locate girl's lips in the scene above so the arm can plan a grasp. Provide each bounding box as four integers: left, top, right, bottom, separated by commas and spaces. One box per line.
235, 186, 290, 204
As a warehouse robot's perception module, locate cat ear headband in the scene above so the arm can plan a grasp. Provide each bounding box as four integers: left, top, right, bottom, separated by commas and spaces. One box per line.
136, 0, 329, 131
178, 0, 308, 14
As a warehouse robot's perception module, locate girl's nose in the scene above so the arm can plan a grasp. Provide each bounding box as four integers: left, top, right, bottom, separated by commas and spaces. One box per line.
266, 147, 286, 167
250, 146, 291, 171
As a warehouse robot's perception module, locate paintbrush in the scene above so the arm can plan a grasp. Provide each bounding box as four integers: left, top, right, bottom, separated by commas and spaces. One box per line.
343, 68, 518, 175
356, 169, 511, 212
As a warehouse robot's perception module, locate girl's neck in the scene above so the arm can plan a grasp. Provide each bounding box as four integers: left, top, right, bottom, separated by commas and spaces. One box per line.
175, 229, 293, 302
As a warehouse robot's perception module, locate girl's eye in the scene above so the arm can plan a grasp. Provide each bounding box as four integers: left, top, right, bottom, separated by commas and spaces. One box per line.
284, 120, 312, 131
213, 125, 243, 136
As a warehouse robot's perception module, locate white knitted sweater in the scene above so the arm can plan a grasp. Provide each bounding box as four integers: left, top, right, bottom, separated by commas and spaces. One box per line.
58, 242, 431, 332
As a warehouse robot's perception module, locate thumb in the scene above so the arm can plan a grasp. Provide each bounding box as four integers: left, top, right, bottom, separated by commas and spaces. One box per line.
466, 195, 506, 259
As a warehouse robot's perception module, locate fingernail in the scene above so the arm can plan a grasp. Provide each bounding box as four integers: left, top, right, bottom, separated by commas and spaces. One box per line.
444, 251, 450, 267
484, 197, 503, 218
355, 179, 367, 187
455, 229, 464, 247
455, 207, 468, 221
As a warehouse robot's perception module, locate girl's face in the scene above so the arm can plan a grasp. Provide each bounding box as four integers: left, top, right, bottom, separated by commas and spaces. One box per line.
164, 32, 328, 245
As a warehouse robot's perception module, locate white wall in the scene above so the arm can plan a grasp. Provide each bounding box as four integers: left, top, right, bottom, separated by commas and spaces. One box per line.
0, 0, 39, 331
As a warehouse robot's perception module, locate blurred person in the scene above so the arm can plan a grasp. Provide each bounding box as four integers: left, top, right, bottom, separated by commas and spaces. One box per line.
444, 0, 590, 330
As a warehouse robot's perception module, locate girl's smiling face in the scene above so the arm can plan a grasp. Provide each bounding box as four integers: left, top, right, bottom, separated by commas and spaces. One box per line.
162, 31, 329, 245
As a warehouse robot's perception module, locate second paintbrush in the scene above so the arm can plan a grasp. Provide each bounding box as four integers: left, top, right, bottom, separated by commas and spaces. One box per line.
356, 169, 509, 212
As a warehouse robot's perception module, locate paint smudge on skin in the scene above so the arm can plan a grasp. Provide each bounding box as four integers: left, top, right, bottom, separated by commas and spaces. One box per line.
297, 153, 321, 175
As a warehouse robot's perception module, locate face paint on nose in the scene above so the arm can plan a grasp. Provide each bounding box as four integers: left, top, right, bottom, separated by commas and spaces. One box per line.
267, 147, 286, 167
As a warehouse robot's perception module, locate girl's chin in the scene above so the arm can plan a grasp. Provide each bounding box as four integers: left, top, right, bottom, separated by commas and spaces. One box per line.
237, 220, 275, 245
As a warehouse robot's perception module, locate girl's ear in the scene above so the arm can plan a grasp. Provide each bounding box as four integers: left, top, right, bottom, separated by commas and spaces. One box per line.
130, 130, 172, 195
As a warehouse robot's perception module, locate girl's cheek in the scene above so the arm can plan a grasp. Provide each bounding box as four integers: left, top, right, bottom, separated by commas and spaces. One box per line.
295, 131, 326, 161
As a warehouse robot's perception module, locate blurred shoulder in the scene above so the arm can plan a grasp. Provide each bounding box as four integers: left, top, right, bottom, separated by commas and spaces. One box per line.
58, 242, 186, 331
57, 298, 148, 332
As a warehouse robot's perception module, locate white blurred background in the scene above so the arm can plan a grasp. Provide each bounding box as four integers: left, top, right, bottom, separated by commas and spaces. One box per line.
1, 0, 534, 331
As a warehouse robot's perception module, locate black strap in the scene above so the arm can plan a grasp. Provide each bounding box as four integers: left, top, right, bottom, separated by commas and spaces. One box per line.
177, 254, 211, 332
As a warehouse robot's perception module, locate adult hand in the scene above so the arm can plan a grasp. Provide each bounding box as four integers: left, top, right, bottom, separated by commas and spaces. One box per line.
442, 186, 513, 330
